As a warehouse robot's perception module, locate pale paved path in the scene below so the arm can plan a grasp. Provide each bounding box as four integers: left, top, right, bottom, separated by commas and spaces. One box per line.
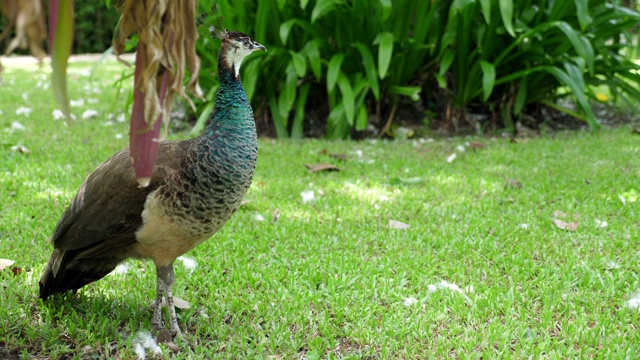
0, 53, 135, 66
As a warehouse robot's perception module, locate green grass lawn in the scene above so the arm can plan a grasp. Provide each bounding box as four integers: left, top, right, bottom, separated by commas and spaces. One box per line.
1, 59, 640, 359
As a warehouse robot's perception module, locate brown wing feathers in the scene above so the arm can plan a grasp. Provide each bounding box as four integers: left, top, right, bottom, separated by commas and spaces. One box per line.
38, 142, 187, 299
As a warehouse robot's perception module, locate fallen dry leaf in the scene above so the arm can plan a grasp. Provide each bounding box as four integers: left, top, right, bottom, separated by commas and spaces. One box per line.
553, 210, 567, 218
389, 220, 410, 230
469, 141, 487, 150
553, 219, 578, 232
504, 178, 523, 189
329, 153, 347, 162
156, 329, 172, 343
11, 266, 23, 276
0, 259, 15, 270
305, 163, 340, 172
10, 144, 30, 154
154, 296, 190, 309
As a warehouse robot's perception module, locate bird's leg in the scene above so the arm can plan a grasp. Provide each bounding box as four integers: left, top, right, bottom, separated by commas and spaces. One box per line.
156, 263, 182, 338
151, 275, 164, 330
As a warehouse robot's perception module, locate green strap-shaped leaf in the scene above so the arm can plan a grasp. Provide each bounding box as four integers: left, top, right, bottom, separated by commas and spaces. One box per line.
356, 104, 368, 131
545, 65, 597, 129
49, 0, 73, 125
291, 83, 311, 139
377, 32, 394, 79
514, 77, 527, 116
479, 0, 491, 23
555, 22, 593, 75
389, 86, 421, 101
327, 53, 345, 93
437, 50, 455, 88
290, 51, 307, 77
353, 43, 380, 99
573, 0, 591, 30
379, 0, 392, 20
243, 59, 261, 101
302, 40, 322, 81
312, 0, 340, 23
278, 62, 298, 121
279, 19, 296, 45
269, 97, 289, 138
479, 60, 496, 101
336, 72, 355, 125
499, 0, 515, 37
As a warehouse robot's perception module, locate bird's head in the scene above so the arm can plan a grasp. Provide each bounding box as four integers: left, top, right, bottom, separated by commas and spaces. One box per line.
216, 29, 266, 77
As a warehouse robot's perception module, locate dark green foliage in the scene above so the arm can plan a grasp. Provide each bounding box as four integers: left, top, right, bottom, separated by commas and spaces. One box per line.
437, 0, 640, 132
73, 0, 120, 54
192, 0, 639, 138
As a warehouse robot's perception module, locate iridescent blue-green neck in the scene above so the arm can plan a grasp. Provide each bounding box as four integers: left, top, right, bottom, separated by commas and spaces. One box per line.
204, 61, 255, 137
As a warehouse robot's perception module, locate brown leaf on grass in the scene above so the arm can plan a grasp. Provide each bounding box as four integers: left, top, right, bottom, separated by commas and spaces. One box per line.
329, 153, 347, 162
389, 220, 410, 230
469, 141, 487, 150
504, 178, 523, 189
156, 329, 172, 343
305, 163, 340, 172
553, 219, 578, 232
11, 266, 23, 276
510, 138, 530, 144
10, 144, 30, 154
154, 296, 190, 309
0, 258, 15, 270
553, 210, 567, 218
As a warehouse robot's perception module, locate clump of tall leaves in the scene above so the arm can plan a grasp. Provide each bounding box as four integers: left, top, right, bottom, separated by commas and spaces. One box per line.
437, 0, 640, 132
194, 0, 432, 139
193, 0, 639, 138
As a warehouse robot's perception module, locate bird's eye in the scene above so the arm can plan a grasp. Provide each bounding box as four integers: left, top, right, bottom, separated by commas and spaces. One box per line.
243, 39, 250, 47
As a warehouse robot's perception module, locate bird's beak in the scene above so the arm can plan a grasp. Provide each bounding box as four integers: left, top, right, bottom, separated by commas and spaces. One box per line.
252, 41, 267, 52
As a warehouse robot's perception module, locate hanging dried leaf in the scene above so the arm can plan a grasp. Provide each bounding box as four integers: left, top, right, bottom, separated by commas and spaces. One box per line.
305, 163, 340, 172
0, 0, 47, 73
114, 0, 202, 129
114, 0, 202, 185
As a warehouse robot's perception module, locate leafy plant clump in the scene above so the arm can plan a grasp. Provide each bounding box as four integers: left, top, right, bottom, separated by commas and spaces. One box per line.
192, 0, 640, 138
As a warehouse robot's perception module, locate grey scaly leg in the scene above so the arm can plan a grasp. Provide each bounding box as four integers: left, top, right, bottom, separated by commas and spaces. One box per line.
157, 264, 182, 337
151, 275, 164, 330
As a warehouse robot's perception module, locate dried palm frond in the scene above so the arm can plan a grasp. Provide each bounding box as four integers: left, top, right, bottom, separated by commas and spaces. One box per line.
113, 0, 202, 130
0, 0, 47, 73
113, 0, 203, 186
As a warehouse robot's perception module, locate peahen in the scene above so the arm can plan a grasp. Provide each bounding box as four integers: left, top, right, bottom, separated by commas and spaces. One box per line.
38, 30, 265, 337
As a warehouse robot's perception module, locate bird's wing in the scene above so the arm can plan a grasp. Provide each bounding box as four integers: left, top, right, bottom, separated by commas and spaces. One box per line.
50, 141, 189, 257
